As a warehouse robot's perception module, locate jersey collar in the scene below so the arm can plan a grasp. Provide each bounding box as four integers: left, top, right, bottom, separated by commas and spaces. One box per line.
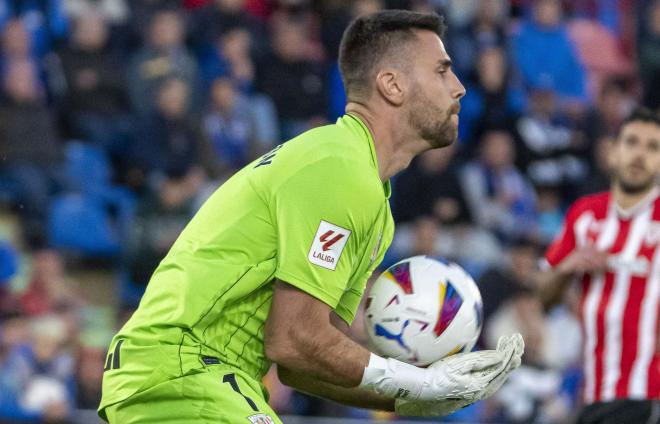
343, 114, 392, 199
613, 185, 659, 219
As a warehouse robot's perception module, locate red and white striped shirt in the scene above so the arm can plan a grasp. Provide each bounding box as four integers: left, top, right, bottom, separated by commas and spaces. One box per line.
545, 187, 660, 403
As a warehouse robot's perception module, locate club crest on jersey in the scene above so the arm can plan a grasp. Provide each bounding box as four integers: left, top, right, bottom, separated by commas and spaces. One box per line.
308, 220, 351, 270
247, 414, 275, 424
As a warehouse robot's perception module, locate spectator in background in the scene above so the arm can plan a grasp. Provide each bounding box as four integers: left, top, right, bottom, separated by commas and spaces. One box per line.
488, 286, 547, 367
515, 86, 590, 200
583, 78, 634, 144
0, 317, 39, 422
256, 19, 328, 139
576, 134, 613, 197
638, 0, 660, 109
542, 282, 583, 372
126, 166, 203, 286
63, 0, 130, 25
195, 18, 280, 153
482, 243, 573, 423
241, 0, 272, 20
191, 0, 266, 56
446, 0, 509, 76
199, 24, 255, 92
0, 315, 73, 422
0, 59, 61, 247
0, 19, 44, 83
125, 0, 185, 46
387, 219, 502, 279
352, 0, 385, 18
483, 238, 582, 422
74, 345, 105, 409
127, 8, 198, 115
566, 7, 634, 101
512, 0, 587, 104
20, 250, 81, 317
202, 77, 258, 177
0, 0, 70, 57
459, 46, 526, 149
6, 315, 74, 422
478, 237, 542, 326
491, 353, 567, 423
54, 11, 129, 148
387, 217, 447, 264
460, 130, 538, 242
127, 77, 214, 189
318, 0, 355, 64
1, 18, 31, 58
326, 0, 384, 121
535, 184, 564, 243
269, 1, 325, 63
393, 142, 471, 225
568, 0, 624, 35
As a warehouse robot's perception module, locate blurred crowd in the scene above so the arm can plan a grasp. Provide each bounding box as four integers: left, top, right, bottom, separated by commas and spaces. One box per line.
0, 0, 658, 422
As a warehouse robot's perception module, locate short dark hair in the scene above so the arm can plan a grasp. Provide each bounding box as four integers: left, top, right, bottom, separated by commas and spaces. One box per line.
338, 10, 446, 100
622, 107, 660, 129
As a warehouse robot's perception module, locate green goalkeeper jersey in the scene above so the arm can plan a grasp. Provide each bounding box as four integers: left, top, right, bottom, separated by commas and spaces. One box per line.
99, 114, 395, 410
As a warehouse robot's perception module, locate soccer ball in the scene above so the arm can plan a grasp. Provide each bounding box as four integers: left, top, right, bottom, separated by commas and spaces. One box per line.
364, 256, 483, 366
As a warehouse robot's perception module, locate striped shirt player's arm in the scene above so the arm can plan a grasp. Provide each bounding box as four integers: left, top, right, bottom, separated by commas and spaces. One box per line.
538, 200, 582, 309
545, 201, 581, 268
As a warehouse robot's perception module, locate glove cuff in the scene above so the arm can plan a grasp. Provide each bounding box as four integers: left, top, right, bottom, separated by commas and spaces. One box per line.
359, 353, 425, 400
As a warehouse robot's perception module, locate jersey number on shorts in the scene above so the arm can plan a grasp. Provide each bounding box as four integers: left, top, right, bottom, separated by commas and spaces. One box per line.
222, 373, 259, 412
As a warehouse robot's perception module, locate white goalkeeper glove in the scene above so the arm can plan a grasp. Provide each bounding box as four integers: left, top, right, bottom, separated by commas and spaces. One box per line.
358, 334, 521, 403
394, 333, 525, 417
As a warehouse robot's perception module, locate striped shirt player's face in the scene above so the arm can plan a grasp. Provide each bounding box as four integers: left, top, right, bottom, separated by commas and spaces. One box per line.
611, 121, 660, 194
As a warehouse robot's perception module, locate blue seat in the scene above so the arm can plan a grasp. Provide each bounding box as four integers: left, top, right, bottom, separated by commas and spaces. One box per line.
63, 142, 112, 193
48, 193, 120, 257
52, 142, 136, 258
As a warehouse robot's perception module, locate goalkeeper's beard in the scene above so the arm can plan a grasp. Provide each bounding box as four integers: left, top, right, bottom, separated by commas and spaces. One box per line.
407, 85, 458, 149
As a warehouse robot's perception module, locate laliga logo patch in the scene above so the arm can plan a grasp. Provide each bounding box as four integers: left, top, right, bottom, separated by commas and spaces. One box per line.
308, 220, 351, 270
247, 414, 275, 424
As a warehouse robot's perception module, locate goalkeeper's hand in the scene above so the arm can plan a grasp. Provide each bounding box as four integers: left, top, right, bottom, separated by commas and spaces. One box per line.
359, 332, 524, 403
394, 333, 525, 417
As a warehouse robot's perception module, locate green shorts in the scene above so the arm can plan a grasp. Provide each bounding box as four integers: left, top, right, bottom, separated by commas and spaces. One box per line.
101, 364, 283, 424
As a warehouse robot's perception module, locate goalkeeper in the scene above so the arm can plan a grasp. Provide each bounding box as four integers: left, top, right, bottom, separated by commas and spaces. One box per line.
99, 10, 524, 423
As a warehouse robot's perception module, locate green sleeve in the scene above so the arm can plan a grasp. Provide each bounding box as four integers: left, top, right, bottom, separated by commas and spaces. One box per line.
334, 286, 364, 325
272, 157, 377, 309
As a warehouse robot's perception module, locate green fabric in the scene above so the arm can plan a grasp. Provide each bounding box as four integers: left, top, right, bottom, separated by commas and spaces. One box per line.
99, 115, 394, 415
102, 364, 283, 423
